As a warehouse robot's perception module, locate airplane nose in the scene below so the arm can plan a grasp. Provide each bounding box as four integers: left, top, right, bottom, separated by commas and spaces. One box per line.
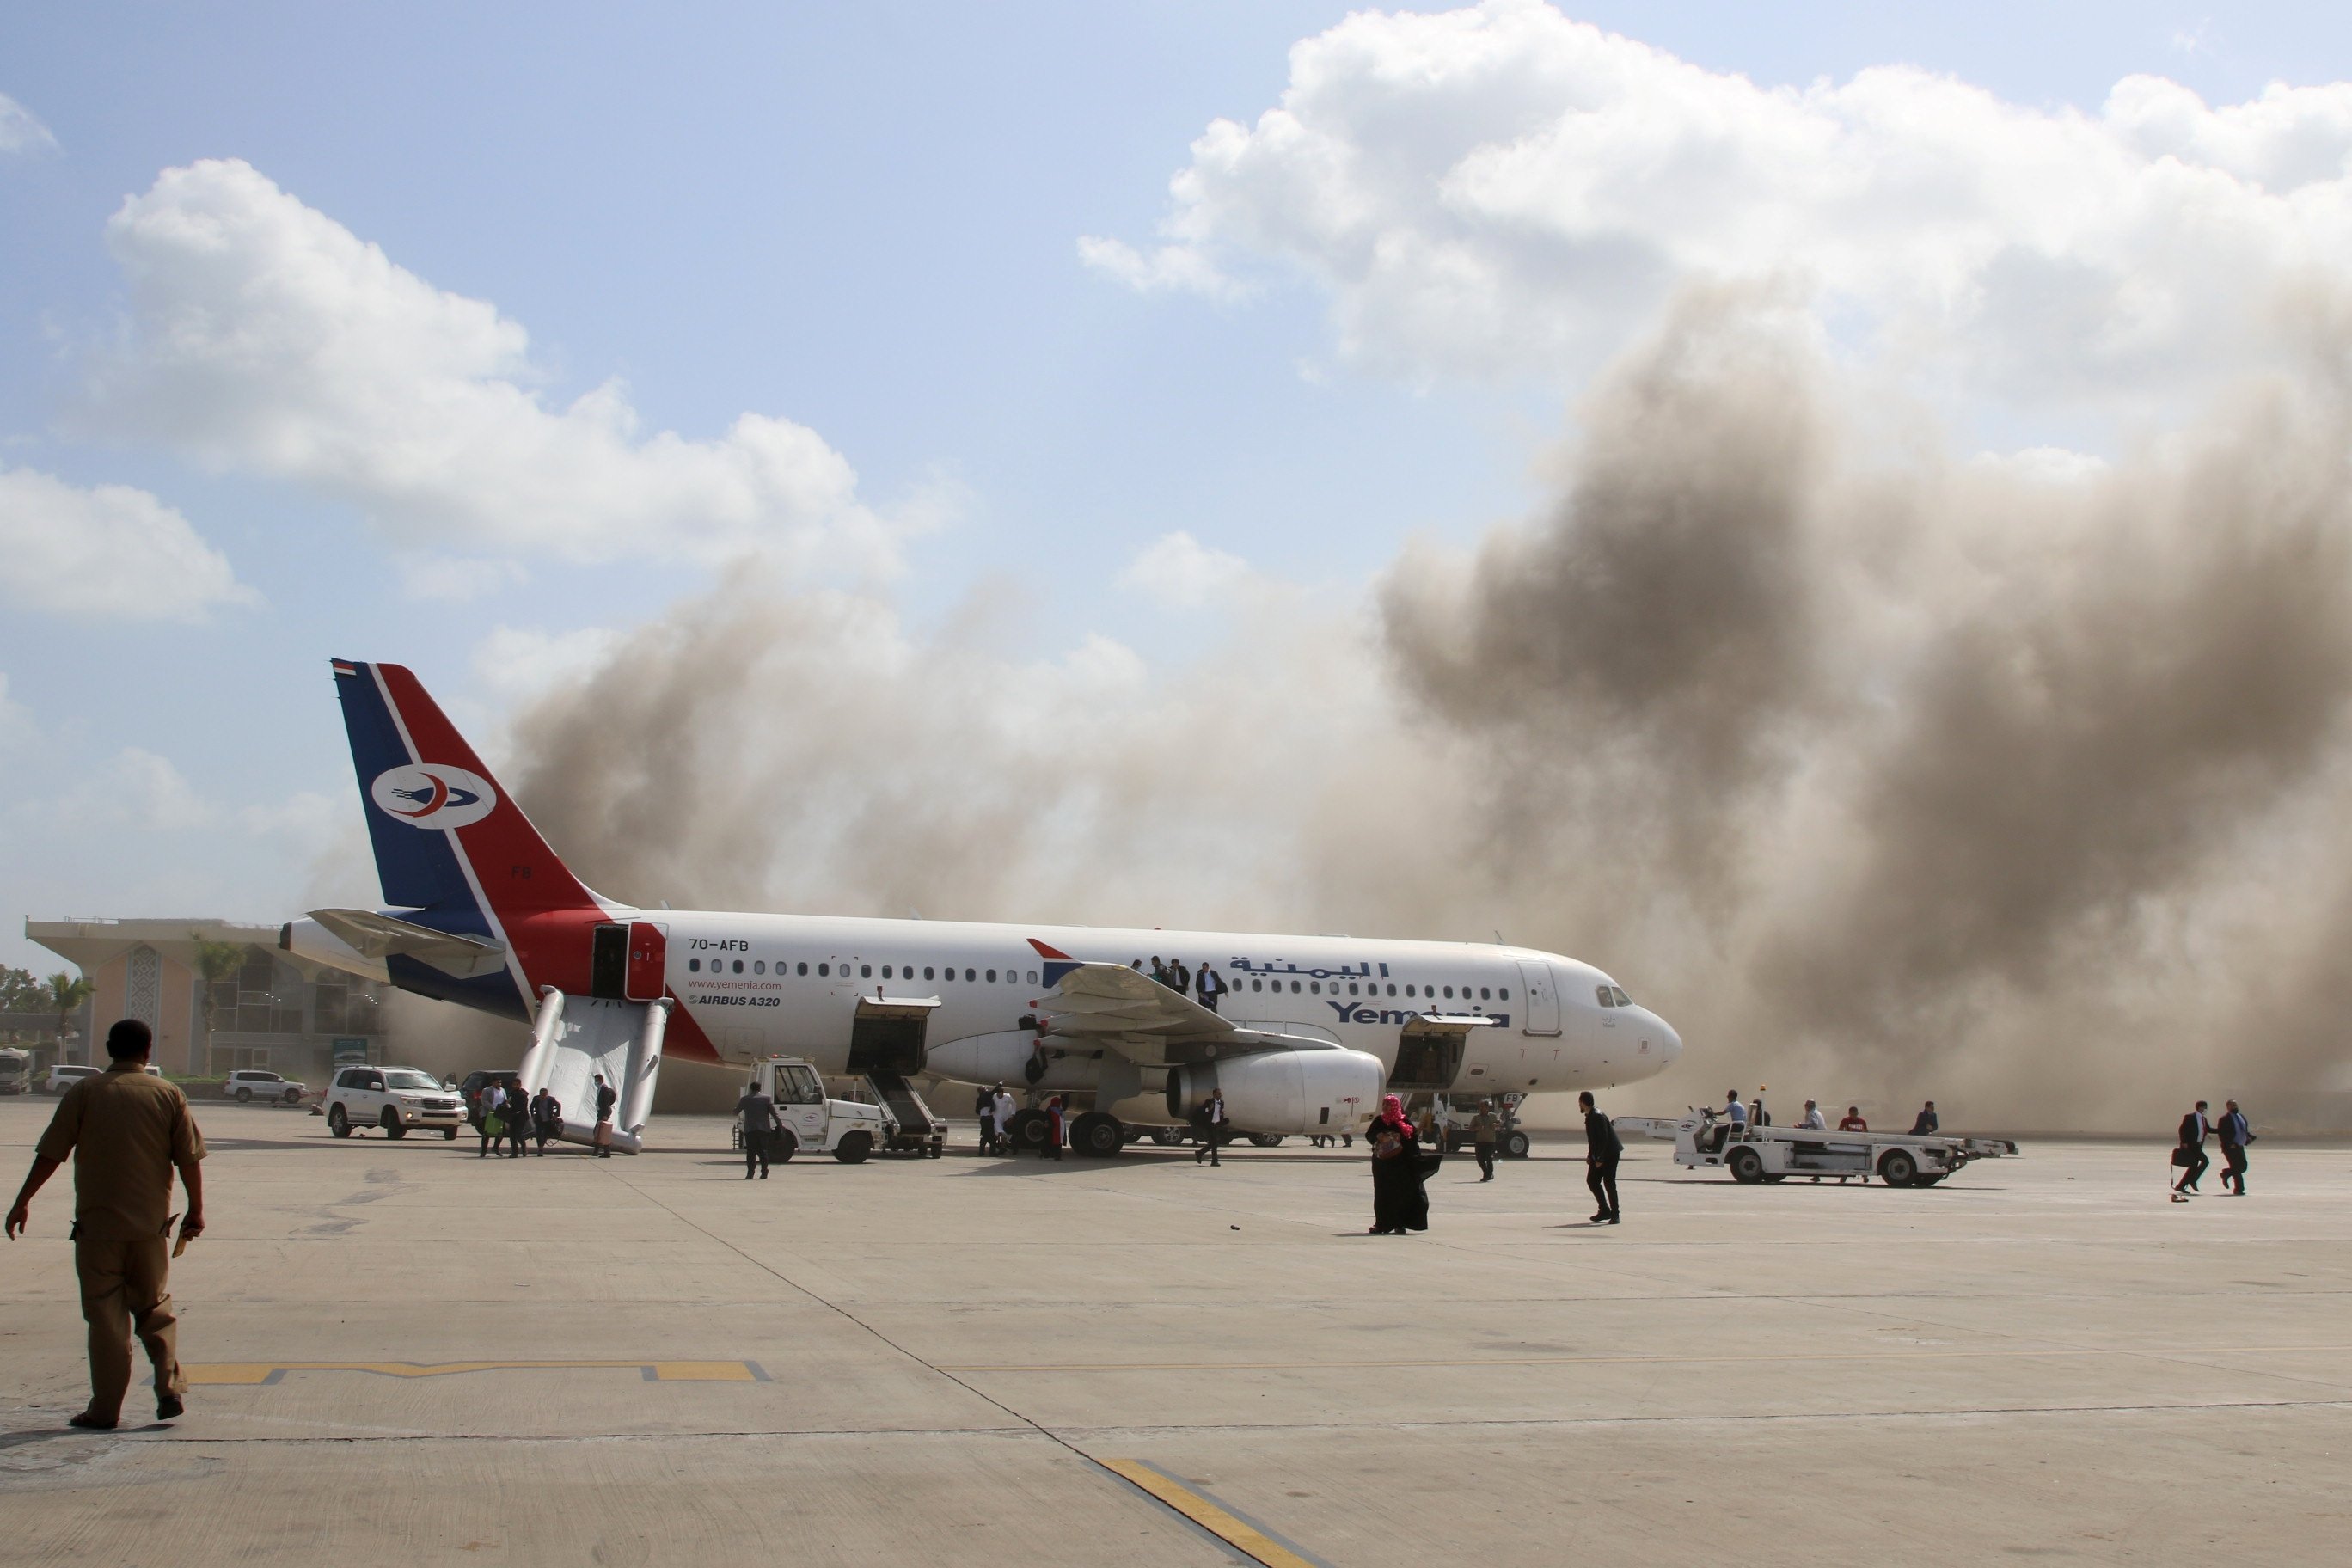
1651, 1014, 1683, 1068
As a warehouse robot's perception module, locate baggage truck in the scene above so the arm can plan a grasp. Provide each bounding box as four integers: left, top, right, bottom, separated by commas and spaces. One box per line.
1615, 1107, 2018, 1187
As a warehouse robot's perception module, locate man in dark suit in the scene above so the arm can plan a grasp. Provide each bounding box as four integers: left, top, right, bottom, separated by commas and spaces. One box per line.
1908, 1101, 1939, 1136
2217, 1100, 2252, 1196
2172, 1100, 2210, 1199
1581, 1090, 1621, 1224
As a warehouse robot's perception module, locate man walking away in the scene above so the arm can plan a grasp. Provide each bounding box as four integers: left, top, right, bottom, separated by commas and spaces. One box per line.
974, 1084, 997, 1155
1798, 1100, 1826, 1130
1582, 1090, 1622, 1225
1472, 1100, 1498, 1181
1909, 1101, 1939, 1136
530, 1085, 560, 1155
2219, 1100, 2253, 1195
737, 1080, 776, 1179
2172, 1100, 2210, 1200
1837, 1106, 1868, 1131
7, 1020, 205, 1429
593, 1073, 617, 1156
1195, 964, 1226, 1014
1196, 1090, 1227, 1167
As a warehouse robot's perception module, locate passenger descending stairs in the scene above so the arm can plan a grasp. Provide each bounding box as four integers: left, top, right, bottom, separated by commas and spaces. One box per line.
516, 989, 668, 1155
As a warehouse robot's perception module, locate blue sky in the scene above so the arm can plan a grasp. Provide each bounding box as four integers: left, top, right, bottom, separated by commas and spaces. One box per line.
3, 1, 2349, 971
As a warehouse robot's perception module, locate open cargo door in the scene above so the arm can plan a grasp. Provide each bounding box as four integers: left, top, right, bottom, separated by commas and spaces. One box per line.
516, 989, 669, 1154
847, 995, 940, 1076
1387, 1013, 1496, 1092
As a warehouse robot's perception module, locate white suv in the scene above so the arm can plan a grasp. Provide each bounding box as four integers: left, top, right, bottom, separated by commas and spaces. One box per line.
326, 1066, 465, 1140
45, 1063, 156, 1093
225, 1069, 308, 1106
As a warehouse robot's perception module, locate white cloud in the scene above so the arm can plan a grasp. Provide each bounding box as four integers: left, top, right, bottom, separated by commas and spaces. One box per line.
0, 92, 58, 156
0, 674, 33, 751
1090, 0, 2352, 407
1074, 236, 1248, 299
470, 623, 628, 709
82, 159, 901, 572
238, 789, 344, 858
0, 464, 257, 622
54, 748, 214, 832
396, 554, 530, 603
1118, 530, 1253, 609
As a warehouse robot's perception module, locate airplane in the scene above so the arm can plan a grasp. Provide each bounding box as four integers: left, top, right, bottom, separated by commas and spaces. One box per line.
283, 659, 1683, 1155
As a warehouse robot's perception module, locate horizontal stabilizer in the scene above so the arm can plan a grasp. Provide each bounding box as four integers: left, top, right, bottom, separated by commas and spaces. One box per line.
309, 908, 511, 980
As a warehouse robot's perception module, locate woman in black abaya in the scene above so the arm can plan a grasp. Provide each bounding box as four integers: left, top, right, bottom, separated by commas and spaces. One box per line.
1368, 1094, 1434, 1234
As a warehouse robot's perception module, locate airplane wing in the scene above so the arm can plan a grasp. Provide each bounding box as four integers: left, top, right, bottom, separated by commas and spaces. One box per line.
309, 908, 511, 980
1038, 959, 1239, 1043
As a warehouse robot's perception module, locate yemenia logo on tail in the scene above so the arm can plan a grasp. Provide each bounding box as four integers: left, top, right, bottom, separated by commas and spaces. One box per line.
370, 765, 499, 830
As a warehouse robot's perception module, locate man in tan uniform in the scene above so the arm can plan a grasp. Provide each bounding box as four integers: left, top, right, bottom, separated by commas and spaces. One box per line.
6, 1018, 206, 1429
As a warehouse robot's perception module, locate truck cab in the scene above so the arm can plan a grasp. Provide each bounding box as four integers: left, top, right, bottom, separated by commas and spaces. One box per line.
743, 1057, 891, 1164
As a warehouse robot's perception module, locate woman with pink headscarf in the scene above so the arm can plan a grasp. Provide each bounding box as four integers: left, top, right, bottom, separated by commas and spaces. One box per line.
1367, 1093, 1433, 1234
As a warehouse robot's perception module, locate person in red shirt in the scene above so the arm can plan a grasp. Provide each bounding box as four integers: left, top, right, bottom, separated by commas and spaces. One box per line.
1836, 1106, 1868, 1131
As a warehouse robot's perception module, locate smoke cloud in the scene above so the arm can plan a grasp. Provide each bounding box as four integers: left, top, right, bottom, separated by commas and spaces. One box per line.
495, 285, 2352, 1131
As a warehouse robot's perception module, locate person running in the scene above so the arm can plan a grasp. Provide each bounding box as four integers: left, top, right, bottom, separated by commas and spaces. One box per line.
2171, 1099, 2211, 1200
1195, 1091, 1228, 1167
1582, 1090, 1622, 1225
2217, 1099, 2253, 1195
478, 1081, 505, 1159
991, 1084, 1017, 1156
1366, 1094, 1431, 1234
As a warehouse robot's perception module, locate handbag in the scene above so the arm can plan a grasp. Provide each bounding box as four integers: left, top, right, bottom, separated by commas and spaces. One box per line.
2169, 1146, 2190, 1167
483, 1112, 505, 1140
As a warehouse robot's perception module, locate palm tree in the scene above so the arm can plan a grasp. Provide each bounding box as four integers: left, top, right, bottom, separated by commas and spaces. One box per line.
46, 971, 94, 1063
190, 936, 248, 1074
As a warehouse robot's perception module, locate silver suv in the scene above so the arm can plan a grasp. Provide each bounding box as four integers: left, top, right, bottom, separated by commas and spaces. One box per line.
326, 1066, 465, 1140
225, 1069, 307, 1106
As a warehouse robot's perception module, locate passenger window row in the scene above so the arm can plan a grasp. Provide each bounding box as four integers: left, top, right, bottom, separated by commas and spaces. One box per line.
684, 956, 1035, 984
1234, 978, 1508, 1002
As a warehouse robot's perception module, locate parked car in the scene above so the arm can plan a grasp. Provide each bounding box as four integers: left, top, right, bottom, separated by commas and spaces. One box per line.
325, 1065, 466, 1140
456, 1069, 518, 1127
46, 1063, 100, 1093
224, 1069, 307, 1106
0, 1048, 30, 1095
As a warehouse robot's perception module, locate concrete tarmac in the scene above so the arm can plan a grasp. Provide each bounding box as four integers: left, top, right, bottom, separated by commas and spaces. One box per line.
3, 1100, 2346, 1565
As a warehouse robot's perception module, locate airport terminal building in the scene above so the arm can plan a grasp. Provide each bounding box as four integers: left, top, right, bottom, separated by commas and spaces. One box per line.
26, 917, 387, 1078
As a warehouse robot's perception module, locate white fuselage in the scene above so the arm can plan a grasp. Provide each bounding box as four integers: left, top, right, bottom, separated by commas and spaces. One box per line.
639, 910, 1681, 1106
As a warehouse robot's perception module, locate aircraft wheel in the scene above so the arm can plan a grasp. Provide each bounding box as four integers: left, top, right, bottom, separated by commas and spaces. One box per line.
328, 1105, 351, 1138
381, 1109, 407, 1140
1246, 1132, 1284, 1148
235, 1087, 253, 1103
1006, 1108, 1050, 1152
1148, 1126, 1185, 1147
834, 1132, 873, 1164
1071, 1112, 1125, 1158
1502, 1131, 1531, 1159
1727, 1147, 1766, 1185
765, 1129, 799, 1164
1878, 1149, 1919, 1187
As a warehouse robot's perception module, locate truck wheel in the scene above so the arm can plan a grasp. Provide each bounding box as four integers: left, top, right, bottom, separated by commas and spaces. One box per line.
765, 1129, 798, 1164
1502, 1130, 1531, 1158
1071, 1112, 1126, 1158
834, 1132, 873, 1164
1727, 1147, 1766, 1185
285, 1089, 303, 1106
328, 1105, 351, 1138
236, 1087, 253, 1103
1878, 1149, 1919, 1187
381, 1109, 407, 1141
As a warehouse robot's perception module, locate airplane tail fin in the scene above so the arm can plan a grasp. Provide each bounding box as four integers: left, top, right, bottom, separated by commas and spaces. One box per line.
330, 658, 603, 924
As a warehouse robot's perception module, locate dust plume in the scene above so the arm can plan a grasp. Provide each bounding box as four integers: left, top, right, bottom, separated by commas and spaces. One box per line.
495, 286, 2352, 1131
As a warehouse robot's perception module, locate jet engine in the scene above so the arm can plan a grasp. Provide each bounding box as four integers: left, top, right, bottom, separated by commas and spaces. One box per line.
1164, 1047, 1384, 1136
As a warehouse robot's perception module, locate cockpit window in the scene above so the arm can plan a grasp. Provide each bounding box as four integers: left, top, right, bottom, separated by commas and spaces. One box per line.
1610, 987, 1632, 1008
1595, 986, 1615, 1008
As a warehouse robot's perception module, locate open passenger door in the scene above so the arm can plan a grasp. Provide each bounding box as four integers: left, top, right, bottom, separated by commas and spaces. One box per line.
1388, 1014, 1498, 1093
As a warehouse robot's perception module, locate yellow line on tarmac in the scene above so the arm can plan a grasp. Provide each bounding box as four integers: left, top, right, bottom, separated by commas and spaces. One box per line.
946, 1344, 2352, 1375
187, 1360, 764, 1385
1098, 1459, 1321, 1568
